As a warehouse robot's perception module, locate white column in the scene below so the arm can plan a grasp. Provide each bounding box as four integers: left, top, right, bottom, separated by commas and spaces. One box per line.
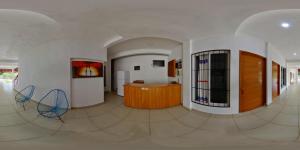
266, 42, 273, 105
182, 40, 192, 109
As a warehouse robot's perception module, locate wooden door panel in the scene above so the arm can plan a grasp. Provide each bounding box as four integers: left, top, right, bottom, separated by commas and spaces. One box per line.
240, 51, 266, 112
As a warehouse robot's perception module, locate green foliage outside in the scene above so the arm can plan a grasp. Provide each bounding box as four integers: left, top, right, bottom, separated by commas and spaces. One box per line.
0, 72, 18, 80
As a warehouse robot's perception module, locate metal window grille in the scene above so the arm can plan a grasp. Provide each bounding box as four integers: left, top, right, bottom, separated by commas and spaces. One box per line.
191, 50, 230, 107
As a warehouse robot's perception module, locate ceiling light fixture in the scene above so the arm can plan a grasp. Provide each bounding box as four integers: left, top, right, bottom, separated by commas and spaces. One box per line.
293, 53, 297, 56
281, 22, 290, 28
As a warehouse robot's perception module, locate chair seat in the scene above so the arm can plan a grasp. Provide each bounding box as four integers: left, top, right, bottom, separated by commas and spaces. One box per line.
15, 85, 35, 110
37, 89, 69, 122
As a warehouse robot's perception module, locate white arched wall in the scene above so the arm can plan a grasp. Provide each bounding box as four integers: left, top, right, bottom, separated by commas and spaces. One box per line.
110, 49, 171, 59
106, 37, 183, 92
190, 35, 286, 114
18, 36, 107, 108
235, 9, 290, 107
266, 43, 287, 105
12, 11, 108, 108
12, 8, 288, 112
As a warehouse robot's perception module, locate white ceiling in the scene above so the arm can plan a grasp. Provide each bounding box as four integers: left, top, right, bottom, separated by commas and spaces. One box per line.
236, 9, 300, 61
1, 0, 300, 62
287, 61, 300, 69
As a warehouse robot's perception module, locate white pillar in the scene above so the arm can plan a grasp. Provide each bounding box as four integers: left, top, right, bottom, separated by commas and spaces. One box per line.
266, 42, 273, 105
182, 40, 192, 109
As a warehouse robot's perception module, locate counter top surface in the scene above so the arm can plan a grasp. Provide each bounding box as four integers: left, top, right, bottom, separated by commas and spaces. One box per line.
124, 83, 181, 87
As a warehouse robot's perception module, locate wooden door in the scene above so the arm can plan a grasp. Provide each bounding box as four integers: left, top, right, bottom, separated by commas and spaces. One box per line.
240, 51, 266, 112
168, 59, 176, 77
272, 62, 280, 99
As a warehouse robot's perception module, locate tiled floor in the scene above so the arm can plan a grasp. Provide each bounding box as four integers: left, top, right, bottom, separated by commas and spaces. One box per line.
1, 81, 300, 149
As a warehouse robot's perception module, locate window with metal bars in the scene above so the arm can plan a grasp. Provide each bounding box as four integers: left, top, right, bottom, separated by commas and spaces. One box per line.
191, 50, 230, 107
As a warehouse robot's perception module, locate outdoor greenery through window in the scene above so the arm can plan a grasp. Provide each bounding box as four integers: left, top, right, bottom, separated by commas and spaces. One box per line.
0, 72, 18, 80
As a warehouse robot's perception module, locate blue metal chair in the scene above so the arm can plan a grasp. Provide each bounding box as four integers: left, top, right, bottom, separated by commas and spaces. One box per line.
37, 89, 69, 123
15, 85, 35, 110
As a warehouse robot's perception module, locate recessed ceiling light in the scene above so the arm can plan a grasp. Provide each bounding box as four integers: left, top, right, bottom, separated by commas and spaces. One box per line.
293, 53, 297, 56
281, 22, 290, 28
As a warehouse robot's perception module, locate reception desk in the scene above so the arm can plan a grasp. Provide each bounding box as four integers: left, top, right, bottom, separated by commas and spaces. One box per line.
124, 83, 181, 109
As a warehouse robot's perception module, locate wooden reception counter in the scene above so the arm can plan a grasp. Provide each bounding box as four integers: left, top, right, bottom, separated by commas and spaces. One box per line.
124, 83, 181, 109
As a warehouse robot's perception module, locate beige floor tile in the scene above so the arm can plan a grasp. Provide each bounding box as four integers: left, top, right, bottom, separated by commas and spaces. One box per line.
0, 113, 26, 127
150, 109, 174, 122
81, 130, 137, 143
64, 108, 88, 120
191, 109, 212, 117
243, 123, 299, 142
254, 108, 281, 121
105, 120, 149, 138
286, 100, 298, 106
0, 124, 53, 142
0, 105, 16, 115
168, 130, 263, 148
60, 118, 98, 132
234, 114, 268, 130
150, 120, 194, 138
166, 106, 190, 118
17, 108, 40, 122
0, 100, 11, 106
85, 104, 114, 117
125, 109, 149, 123
281, 105, 298, 115
266, 102, 284, 111
272, 113, 299, 126
201, 117, 239, 134
110, 105, 131, 118
176, 111, 210, 128
233, 109, 254, 117
89, 113, 122, 129
31, 116, 63, 130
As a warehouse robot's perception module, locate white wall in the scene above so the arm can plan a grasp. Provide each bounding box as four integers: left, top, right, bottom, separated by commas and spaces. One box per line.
108, 37, 182, 57
191, 35, 267, 114
71, 78, 104, 108
287, 68, 298, 87
190, 35, 287, 114
266, 43, 287, 105
113, 54, 168, 90
17, 30, 107, 108
107, 37, 182, 91
18, 39, 71, 105
182, 40, 192, 109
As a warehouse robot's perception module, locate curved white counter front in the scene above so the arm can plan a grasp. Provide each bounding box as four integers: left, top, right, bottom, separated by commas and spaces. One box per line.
71, 77, 104, 108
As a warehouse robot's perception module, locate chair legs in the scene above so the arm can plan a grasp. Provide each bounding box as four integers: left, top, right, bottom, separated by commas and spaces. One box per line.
38, 111, 65, 123
58, 116, 64, 123
16, 102, 26, 111
22, 104, 26, 111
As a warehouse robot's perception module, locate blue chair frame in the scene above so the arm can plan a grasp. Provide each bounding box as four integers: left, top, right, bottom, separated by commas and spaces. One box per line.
37, 89, 69, 123
15, 85, 35, 110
